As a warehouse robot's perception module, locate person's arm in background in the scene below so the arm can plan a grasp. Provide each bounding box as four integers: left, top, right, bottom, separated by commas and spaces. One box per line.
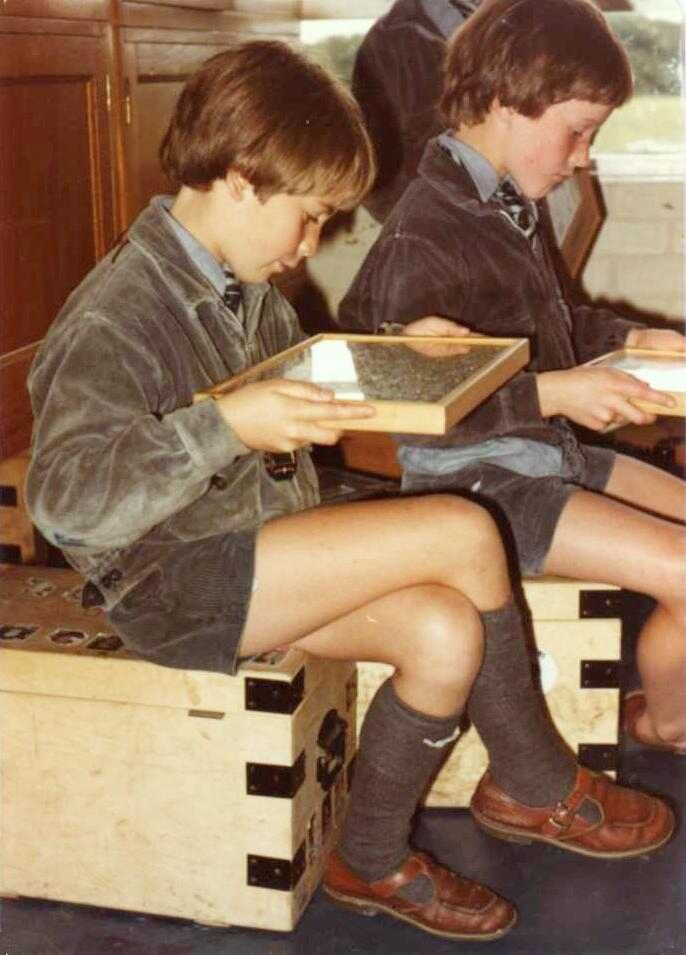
352, 21, 444, 222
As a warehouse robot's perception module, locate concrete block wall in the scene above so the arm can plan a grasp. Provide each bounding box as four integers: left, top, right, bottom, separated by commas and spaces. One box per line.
581, 179, 684, 323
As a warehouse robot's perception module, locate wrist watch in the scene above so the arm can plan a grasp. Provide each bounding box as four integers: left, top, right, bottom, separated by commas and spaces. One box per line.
377, 321, 406, 336
264, 451, 297, 481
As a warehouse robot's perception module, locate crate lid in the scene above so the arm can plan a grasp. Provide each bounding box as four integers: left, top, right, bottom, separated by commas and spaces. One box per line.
0, 564, 338, 711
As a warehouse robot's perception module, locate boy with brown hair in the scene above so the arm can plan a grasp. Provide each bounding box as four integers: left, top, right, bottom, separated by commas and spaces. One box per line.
26, 37, 672, 943
339, 0, 686, 757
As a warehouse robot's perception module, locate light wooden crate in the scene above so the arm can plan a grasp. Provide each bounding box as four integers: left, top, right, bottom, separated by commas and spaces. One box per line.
358, 577, 622, 808
0, 451, 37, 564
0, 564, 357, 931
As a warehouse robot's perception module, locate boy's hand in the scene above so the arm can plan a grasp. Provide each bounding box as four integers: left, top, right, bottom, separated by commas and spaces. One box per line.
537, 367, 676, 430
403, 316, 472, 338
215, 379, 375, 451
625, 327, 686, 352
402, 316, 472, 357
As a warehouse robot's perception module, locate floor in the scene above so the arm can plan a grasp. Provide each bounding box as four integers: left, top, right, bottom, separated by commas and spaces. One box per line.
1, 599, 684, 955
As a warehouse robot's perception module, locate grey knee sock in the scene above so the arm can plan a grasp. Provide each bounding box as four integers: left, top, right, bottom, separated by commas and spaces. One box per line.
340, 678, 461, 887
469, 599, 577, 807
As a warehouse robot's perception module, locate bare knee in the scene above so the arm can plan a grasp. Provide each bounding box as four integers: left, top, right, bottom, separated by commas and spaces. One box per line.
651, 527, 686, 618
392, 584, 484, 688
416, 494, 505, 566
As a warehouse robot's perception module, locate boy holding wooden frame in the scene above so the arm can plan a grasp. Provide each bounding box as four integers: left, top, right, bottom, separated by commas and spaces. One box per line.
26, 38, 672, 942
340, 0, 686, 756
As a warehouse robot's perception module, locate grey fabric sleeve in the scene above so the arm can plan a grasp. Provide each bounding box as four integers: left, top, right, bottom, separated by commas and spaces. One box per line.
27, 312, 250, 550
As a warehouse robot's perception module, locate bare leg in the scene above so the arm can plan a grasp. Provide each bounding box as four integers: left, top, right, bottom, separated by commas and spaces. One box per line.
604, 452, 685, 523
239, 494, 507, 715
544, 455, 686, 748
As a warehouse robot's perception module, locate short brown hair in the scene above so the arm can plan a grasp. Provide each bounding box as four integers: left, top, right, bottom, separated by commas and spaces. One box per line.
441, 0, 633, 129
160, 40, 376, 209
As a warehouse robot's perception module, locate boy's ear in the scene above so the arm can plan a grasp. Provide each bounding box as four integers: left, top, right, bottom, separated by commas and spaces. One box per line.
225, 169, 252, 201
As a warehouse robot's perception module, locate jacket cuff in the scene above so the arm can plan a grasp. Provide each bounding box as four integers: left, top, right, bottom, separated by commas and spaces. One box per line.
172, 398, 251, 474
502, 372, 543, 429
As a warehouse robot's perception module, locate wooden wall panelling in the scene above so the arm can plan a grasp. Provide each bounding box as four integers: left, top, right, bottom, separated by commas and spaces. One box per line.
1, 1, 110, 20
117, 4, 296, 224
119, 29, 235, 223
123, 0, 237, 10
0, 16, 116, 456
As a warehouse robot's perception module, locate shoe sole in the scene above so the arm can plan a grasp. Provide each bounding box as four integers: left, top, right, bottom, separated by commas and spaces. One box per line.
471, 805, 675, 859
322, 884, 517, 941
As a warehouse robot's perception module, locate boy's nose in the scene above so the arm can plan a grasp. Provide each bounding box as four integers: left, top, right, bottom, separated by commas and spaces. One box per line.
299, 221, 322, 258
572, 141, 591, 170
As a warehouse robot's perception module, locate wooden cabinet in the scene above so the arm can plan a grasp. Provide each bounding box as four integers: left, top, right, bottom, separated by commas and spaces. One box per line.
118, 6, 238, 223
116, 3, 294, 223
0, 1, 295, 457
0, 12, 116, 457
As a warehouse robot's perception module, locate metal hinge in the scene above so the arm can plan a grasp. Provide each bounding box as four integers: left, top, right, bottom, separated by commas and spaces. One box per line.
246, 751, 306, 799
579, 588, 652, 621
123, 78, 132, 125
245, 666, 305, 714
580, 659, 621, 689
187, 709, 225, 720
577, 743, 619, 773
247, 842, 306, 891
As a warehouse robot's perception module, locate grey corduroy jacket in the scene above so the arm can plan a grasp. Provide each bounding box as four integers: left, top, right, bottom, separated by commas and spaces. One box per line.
338, 139, 639, 457
26, 197, 318, 608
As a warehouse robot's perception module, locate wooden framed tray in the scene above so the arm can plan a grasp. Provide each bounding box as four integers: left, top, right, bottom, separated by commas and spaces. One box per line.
586, 348, 686, 417
195, 333, 529, 435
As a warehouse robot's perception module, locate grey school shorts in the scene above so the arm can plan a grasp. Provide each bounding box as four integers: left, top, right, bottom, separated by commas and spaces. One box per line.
108, 529, 257, 675
401, 443, 616, 576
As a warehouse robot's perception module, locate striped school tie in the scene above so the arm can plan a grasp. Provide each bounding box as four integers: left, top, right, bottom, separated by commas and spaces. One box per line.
222, 269, 242, 313
493, 179, 537, 242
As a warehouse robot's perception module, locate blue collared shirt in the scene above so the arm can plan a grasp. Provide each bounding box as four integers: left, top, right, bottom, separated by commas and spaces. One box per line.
438, 131, 539, 233
161, 196, 236, 301
420, 0, 476, 38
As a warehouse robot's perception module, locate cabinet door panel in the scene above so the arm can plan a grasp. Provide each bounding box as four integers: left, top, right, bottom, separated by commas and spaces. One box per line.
122, 38, 232, 222
1, 1, 109, 19
0, 30, 114, 456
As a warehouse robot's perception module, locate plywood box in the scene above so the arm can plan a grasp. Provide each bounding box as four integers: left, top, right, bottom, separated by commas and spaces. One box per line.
0, 451, 37, 564
358, 577, 622, 808
0, 564, 357, 931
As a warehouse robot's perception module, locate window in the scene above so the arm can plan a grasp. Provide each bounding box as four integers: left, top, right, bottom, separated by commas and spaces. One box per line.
593, 0, 685, 179
299, 18, 375, 85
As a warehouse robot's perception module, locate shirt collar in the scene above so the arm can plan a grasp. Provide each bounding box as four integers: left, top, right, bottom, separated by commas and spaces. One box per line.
159, 196, 228, 296
437, 131, 539, 223
420, 0, 472, 38
438, 131, 500, 201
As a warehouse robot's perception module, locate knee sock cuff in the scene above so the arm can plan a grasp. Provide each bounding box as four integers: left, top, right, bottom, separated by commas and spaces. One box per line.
381, 677, 462, 727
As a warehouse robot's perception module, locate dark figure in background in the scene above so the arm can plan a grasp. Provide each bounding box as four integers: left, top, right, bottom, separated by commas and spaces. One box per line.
353, 0, 480, 222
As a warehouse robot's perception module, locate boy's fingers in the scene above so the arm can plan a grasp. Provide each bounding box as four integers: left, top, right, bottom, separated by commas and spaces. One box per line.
303, 400, 376, 420
272, 380, 337, 401
607, 371, 676, 409
303, 426, 345, 446
622, 376, 676, 409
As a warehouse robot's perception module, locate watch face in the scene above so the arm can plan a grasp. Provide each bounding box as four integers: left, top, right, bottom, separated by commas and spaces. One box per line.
264, 452, 297, 481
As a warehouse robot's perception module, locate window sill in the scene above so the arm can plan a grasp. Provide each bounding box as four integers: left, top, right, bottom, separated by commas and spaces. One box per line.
592, 152, 686, 182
